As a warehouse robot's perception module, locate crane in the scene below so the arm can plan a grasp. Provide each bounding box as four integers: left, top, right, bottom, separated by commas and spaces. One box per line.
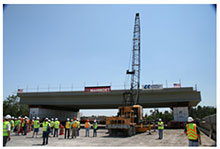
123, 13, 141, 106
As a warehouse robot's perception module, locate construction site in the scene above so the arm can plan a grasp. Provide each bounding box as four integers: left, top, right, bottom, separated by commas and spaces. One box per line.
3, 5, 216, 147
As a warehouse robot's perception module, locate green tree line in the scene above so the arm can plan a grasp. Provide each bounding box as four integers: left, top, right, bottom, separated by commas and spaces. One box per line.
3, 95, 29, 117
145, 106, 216, 122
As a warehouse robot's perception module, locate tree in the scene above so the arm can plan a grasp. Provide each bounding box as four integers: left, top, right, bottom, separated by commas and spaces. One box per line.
3, 95, 29, 117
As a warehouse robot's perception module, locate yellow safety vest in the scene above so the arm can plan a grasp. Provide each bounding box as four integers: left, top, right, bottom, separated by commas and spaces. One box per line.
54, 121, 60, 129
50, 121, 54, 127
65, 121, 71, 128
187, 123, 198, 140
77, 121, 80, 128
3, 121, 10, 136
34, 120, 40, 128
42, 121, 48, 132
11, 120, 14, 127
158, 121, 164, 129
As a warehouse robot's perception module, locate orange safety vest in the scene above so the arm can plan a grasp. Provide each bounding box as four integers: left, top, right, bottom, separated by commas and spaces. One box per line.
187, 123, 198, 140
85, 122, 90, 128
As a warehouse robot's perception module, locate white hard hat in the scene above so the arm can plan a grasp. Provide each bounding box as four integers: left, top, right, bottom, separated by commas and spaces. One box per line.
18, 116, 21, 119
55, 118, 58, 121
37, 117, 40, 120
45, 118, 48, 121
15, 118, 17, 120
159, 118, 162, 121
188, 117, 194, 122
33, 117, 35, 119
67, 118, 70, 121
51, 118, 54, 120
5, 115, 11, 119
12, 116, 15, 119
48, 120, 51, 122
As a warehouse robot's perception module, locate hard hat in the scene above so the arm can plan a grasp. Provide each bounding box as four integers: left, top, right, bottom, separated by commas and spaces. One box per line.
94, 119, 96, 122
67, 118, 70, 121
33, 117, 35, 119
188, 117, 194, 122
45, 118, 48, 121
37, 117, 40, 120
51, 118, 54, 120
48, 120, 51, 122
159, 118, 162, 121
18, 116, 21, 119
12, 116, 15, 119
15, 118, 17, 120
74, 117, 77, 120
5, 115, 11, 119
55, 118, 58, 121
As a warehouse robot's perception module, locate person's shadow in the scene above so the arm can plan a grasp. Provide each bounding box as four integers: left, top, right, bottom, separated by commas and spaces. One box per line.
32, 144, 44, 146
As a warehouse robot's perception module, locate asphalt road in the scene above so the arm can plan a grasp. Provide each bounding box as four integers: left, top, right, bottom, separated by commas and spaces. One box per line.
6, 128, 216, 147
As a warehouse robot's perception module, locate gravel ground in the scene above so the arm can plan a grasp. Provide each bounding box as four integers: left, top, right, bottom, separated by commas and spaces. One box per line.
6, 128, 216, 147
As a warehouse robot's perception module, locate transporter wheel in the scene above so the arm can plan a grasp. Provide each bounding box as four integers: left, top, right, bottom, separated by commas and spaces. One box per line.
127, 127, 132, 137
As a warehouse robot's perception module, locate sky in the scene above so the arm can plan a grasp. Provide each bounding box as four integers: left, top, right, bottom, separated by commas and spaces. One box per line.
3, 4, 216, 116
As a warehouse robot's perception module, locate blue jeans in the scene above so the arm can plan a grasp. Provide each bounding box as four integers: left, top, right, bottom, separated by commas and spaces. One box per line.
23, 127, 27, 135
189, 140, 199, 146
158, 129, 163, 139
85, 128, 90, 137
54, 128, 58, 137
43, 131, 49, 145
93, 129, 97, 137
77, 128, 79, 136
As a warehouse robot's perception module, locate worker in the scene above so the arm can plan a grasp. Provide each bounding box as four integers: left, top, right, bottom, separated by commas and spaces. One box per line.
158, 118, 164, 139
50, 118, 54, 135
10, 116, 15, 133
65, 118, 71, 139
48, 119, 51, 137
71, 117, 78, 138
3, 115, 11, 147
32, 117, 40, 138
23, 116, 28, 135
93, 119, 98, 137
31, 117, 35, 131
16, 117, 21, 136
184, 117, 201, 146
147, 120, 152, 135
54, 118, 60, 137
85, 119, 91, 137
14, 118, 17, 135
42, 118, 49, 145
20, 117, 24, 135
77, 119, 80, 136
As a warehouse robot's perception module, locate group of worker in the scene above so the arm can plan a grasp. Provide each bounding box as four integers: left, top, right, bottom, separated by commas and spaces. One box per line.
4, 114, 201, 147
3, 115, 98, 146
153, 117, 201, 147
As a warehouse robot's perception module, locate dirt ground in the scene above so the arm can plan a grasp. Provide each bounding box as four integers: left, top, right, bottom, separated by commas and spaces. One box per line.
6, 128, 216, 147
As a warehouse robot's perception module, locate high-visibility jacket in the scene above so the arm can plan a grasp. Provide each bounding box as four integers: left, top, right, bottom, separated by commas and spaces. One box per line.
14, 120, 17, 126
77, 121, 80, 129
54, 121, 60, 129
85, 122, 90, 128
65, 121, 71, 129
50, 121, 54, 127
93, 122, 97, 129
158, 121, 164, 130
34, 120, 40, 128
42, 121, 49, 132
3, 121, 10, 136
72, 121, 78, 128
16, 120, 21, 127
22, 120, 25, 127
186, 123, 198, 140
11, 120, 14, 127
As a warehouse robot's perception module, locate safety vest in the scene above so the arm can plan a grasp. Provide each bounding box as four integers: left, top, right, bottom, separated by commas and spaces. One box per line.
50, 121, 54, 127
77, 121, 80, 128
187, 123, 198, 140
42, 121, 49, 132
34, 120, 40, 128
65, 121, 71, 129
11, 120, 14, 127
158, 121, 164, 129
22, 120, 25, 127
93, 122, 97, 129
3, 121, 10, 136
54, 121, 60, 129
14, 120, 17, 126
17, 120, 21, 127
85, 122, 90, 128
72, 121, 78, 128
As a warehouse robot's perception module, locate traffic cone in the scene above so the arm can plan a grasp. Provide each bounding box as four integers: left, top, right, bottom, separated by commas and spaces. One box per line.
59, 125, 64, 135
